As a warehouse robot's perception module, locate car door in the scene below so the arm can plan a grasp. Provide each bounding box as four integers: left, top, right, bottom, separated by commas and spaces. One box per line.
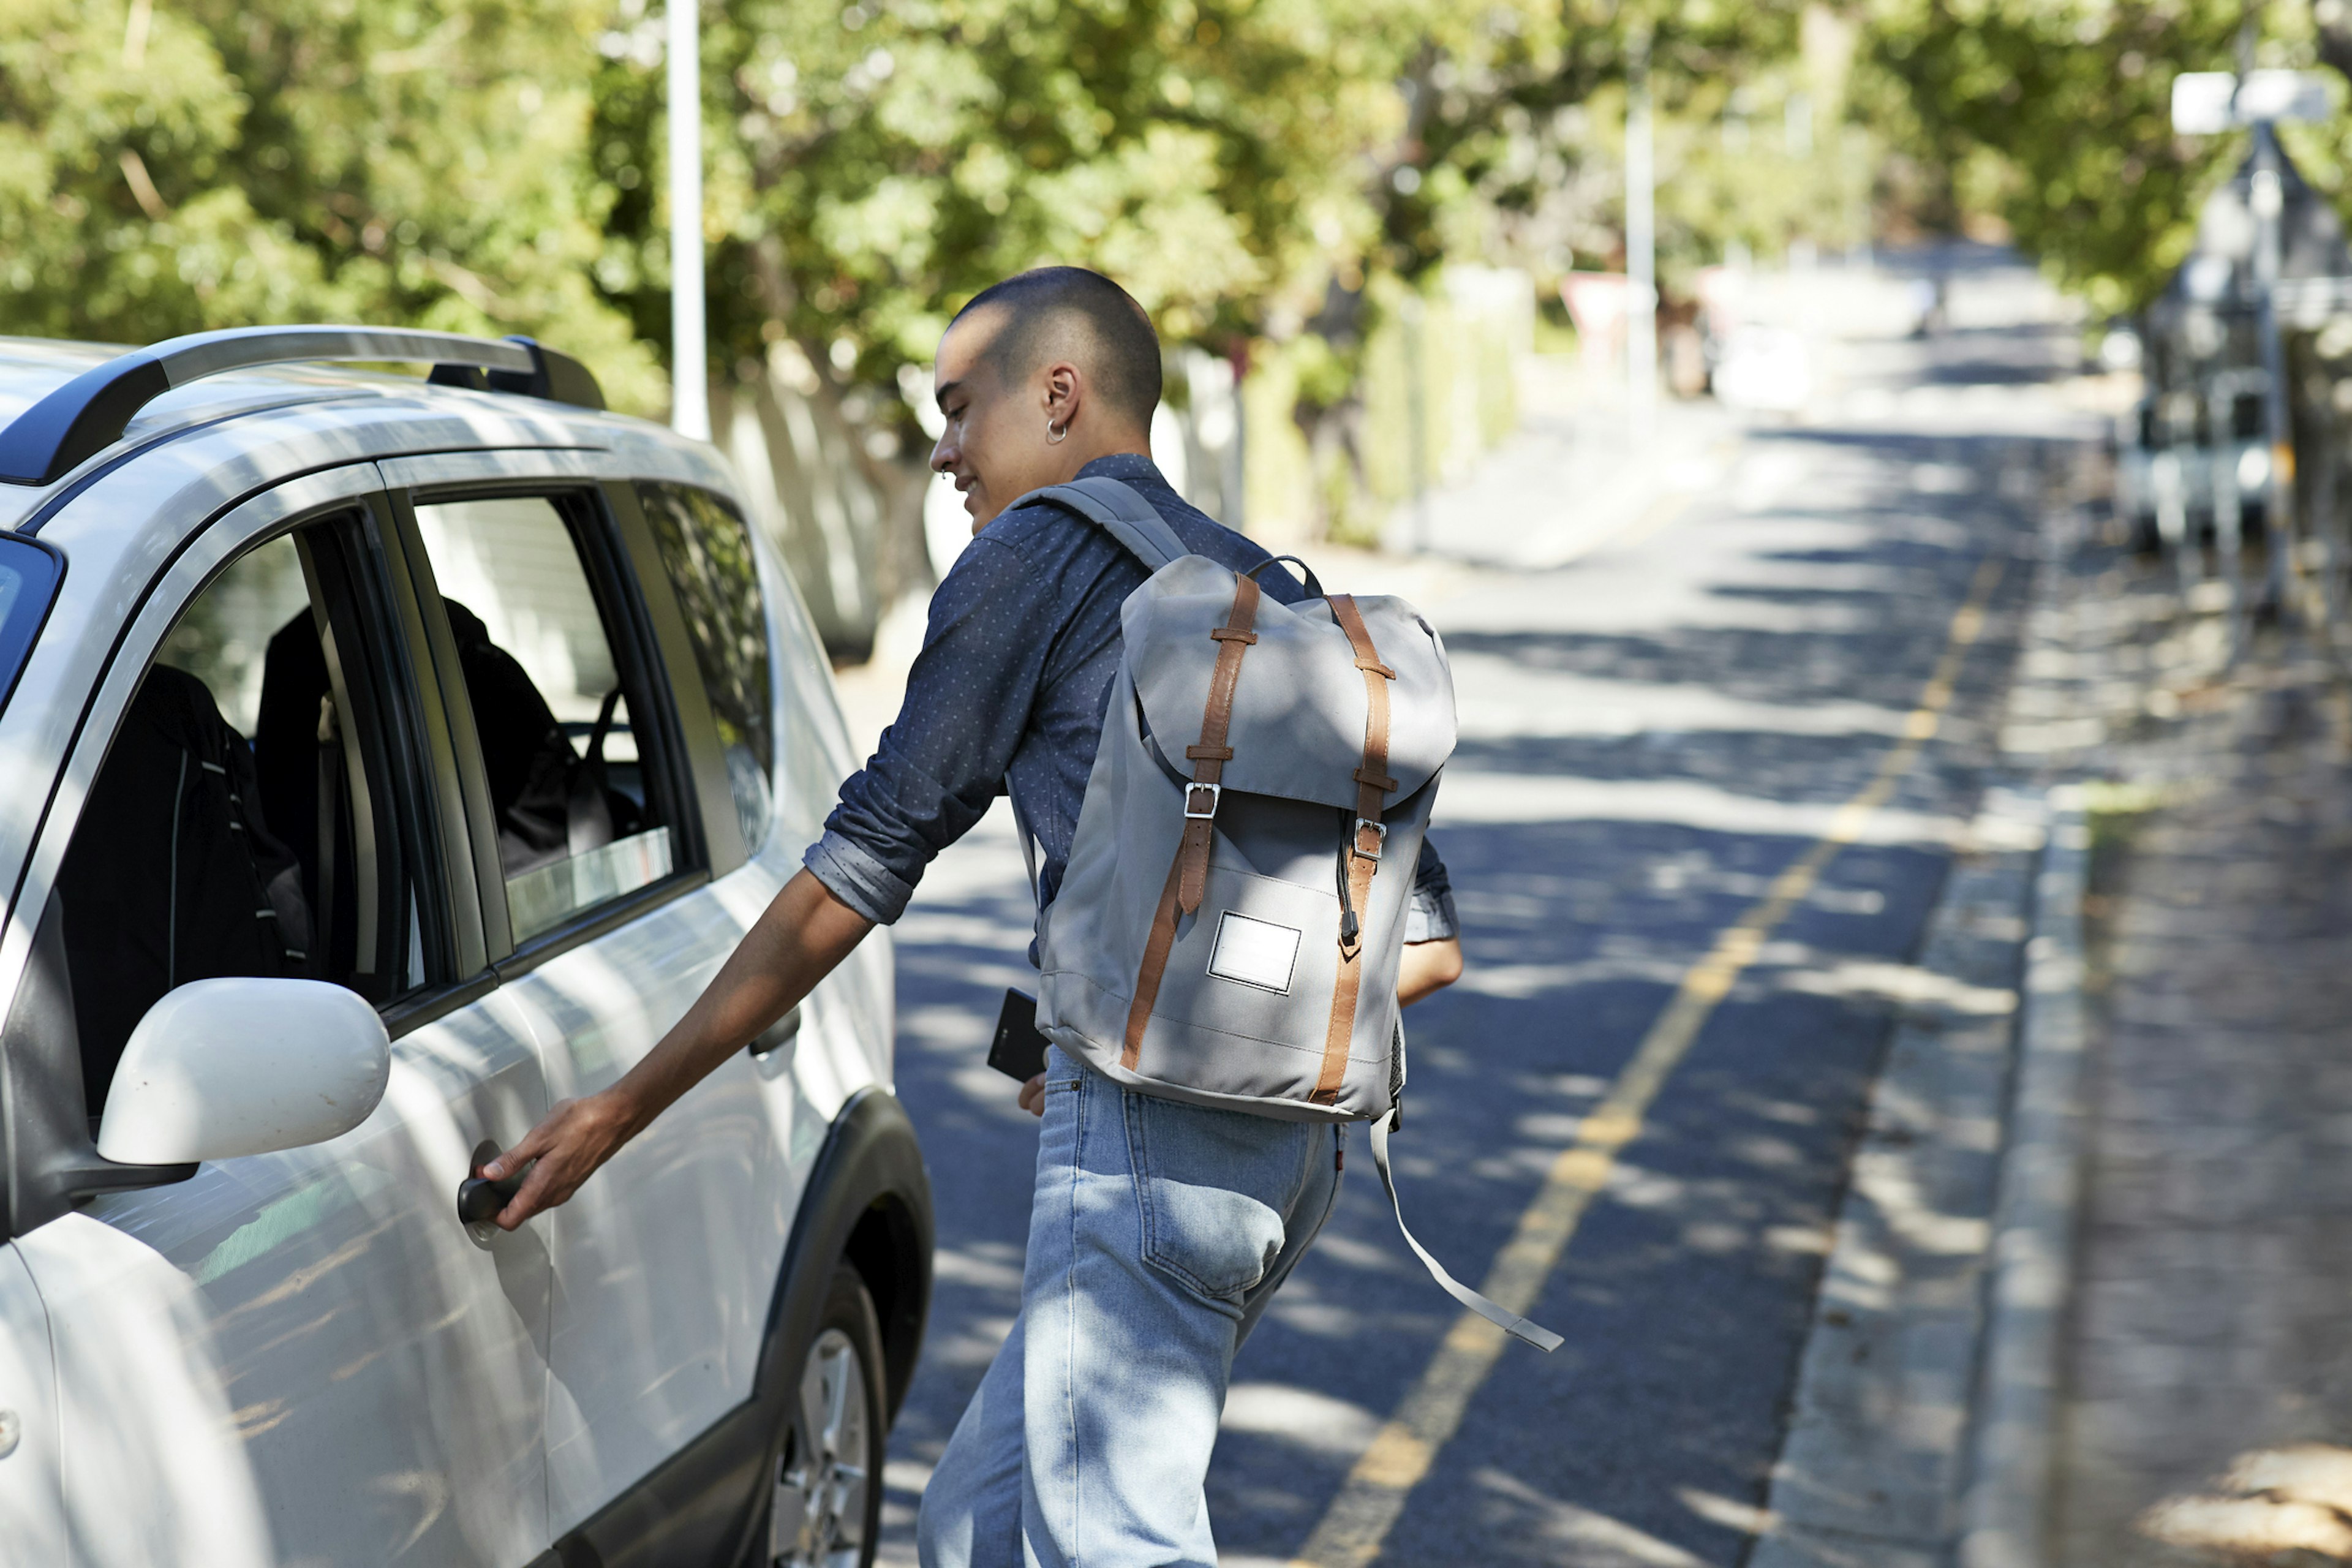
382, 458, 820, 1533
0, 1242, 67, 1564
2, 465, 554, 1567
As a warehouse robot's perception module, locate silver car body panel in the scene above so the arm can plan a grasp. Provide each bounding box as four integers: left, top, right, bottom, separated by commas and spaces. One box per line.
0, 1243, 67, 1563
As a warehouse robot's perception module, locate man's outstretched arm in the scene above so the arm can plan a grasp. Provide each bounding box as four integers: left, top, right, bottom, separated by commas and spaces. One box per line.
481, 868, 874, 1229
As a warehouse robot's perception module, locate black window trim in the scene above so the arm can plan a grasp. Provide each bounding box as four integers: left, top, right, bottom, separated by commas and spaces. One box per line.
388, 477, 712, 976
300, 500, 466, 1008
383, 486, 515, 971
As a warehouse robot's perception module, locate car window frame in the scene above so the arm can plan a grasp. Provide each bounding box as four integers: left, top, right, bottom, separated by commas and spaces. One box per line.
0, 467, 481, 1238
386, 477, 713, 979
296, 503, 464, 1008
54, 484, 470, 1019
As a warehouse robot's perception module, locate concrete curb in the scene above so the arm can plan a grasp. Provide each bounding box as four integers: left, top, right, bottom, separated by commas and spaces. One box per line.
1956, 785, 2090, 1568
1749, 787, 2050, 1568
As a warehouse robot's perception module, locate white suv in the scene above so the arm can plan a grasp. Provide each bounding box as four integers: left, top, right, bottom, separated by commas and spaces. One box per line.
0, 327, 932, 1568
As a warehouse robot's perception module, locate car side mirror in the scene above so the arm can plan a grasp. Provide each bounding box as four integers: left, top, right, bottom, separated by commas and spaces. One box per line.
96, 978, 391, 1166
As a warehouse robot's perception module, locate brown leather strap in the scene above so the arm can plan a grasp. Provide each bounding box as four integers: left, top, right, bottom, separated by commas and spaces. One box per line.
1314, 594, 1396, 1103
1122, 851, 1187, 1069
1174, 574, 1262, 916
1316, 848, 1379, 1101
1329, 594, 1395, 843
1123, 571, 1264, 1069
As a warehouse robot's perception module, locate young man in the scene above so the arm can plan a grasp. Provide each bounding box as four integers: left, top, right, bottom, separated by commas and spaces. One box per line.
481, 266, 1461, 1567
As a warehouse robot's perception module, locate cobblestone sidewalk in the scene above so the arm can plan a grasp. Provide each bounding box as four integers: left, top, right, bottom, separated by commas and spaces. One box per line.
2035, 551, 2352, 1566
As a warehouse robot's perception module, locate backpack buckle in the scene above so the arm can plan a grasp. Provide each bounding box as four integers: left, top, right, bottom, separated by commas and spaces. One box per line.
1352, 819, 1388, 861
1184, 783, 1222, 820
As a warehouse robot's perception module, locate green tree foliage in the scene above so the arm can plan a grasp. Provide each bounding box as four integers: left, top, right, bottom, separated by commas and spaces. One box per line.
1859, 0, 2245, 315
1388, 0, 1817, 287
581, 0, 1567, 415
0, 0, 662, 407
6, 0, 1881, 535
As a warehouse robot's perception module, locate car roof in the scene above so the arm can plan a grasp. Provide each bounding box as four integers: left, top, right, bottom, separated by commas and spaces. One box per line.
0, 335, 734, 538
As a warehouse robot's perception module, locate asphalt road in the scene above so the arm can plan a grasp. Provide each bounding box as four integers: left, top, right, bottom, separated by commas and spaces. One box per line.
871, 251, 2101, 1567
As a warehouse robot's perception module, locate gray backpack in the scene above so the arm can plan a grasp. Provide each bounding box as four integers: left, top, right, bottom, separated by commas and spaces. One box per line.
1028, 477, 1559, 1352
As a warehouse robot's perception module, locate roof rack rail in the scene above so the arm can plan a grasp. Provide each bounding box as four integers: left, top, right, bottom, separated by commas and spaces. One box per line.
0, 326, 606, 488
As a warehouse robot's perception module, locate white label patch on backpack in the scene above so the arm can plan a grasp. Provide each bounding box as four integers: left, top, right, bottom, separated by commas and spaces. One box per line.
1207, 911, 1302, 994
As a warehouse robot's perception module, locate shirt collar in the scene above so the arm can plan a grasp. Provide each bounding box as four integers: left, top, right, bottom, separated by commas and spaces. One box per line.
1077, 453, 1167, 487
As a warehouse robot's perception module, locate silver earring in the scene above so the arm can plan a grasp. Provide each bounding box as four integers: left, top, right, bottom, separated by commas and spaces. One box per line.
1046, 418, 1068, 445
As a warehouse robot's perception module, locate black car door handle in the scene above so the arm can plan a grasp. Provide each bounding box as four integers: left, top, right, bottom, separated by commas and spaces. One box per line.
458, 1139, 533, 1227
748, 1004, 801, 1058
457, 1169, 524, 1225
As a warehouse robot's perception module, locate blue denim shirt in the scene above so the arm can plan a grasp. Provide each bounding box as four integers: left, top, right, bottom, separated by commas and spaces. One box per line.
804, 454, 1457, 959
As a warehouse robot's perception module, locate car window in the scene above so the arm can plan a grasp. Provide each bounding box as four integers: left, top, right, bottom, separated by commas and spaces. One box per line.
637, 482, 774, 855
0, 535, 62, 716
51, 518, 439, 1109
410, 494, 674, 945
154, 533, 311, 736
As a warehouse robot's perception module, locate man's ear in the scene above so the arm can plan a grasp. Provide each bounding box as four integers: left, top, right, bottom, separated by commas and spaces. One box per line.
1042, 361, 1082, 426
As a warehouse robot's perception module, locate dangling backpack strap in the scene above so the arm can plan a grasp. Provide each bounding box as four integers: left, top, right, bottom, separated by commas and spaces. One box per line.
1369, 1117, 1564, 1352
1025, 476, 1189, 571
1121, 569, 1262, 1068
1314, 594, 1397, 1104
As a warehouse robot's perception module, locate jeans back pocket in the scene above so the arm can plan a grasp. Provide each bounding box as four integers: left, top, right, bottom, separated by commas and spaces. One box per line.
1123, 1091, 1310, 1306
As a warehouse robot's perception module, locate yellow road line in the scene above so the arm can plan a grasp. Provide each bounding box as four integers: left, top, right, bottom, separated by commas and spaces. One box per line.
1289, 552, 2008, 1568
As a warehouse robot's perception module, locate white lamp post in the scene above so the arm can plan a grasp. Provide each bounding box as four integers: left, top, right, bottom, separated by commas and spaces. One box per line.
668, 0, 709, 442
1626, 30, 1657, 442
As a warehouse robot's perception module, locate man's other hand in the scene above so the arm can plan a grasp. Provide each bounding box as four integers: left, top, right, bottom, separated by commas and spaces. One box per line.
1398, 937, 1463, 1006
1019, 1072, 1048, 1117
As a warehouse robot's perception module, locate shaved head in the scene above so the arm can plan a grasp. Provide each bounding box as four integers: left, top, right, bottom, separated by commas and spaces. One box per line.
929, 266, 1161, 527
948, 267, 1163, 429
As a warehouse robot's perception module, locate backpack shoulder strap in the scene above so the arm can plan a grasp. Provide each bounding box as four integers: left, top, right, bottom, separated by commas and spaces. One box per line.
1026, 477, 1190, 571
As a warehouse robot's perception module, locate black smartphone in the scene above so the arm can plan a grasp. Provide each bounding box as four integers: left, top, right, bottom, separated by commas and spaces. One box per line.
988, 988, 1050, 1082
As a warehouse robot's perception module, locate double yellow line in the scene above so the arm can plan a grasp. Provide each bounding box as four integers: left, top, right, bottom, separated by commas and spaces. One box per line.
1290, 553, 2008, 1567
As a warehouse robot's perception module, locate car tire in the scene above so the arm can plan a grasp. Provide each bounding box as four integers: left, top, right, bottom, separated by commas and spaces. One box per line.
767, 1261, 887, 1568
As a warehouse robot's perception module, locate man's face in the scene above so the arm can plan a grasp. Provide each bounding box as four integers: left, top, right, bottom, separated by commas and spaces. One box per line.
930, 307, 1058, 532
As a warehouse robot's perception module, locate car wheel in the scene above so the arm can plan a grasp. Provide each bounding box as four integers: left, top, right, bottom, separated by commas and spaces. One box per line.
769, 1262, 886, 1568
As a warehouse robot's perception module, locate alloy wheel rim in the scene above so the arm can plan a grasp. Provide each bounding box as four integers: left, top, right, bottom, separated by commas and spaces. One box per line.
771, 1326, 871, 1568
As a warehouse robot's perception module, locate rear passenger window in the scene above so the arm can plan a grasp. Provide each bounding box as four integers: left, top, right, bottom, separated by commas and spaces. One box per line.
410, 494, 675, 944
638, 483, 773, 855
53, 518, 439, 1106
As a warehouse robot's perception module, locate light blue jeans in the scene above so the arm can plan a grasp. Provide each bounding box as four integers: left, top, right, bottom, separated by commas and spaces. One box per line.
916, 1047, 1343, 1568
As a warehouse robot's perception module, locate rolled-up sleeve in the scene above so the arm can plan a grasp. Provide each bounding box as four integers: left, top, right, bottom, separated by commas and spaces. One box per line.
1404, 835, 1458, 944
803, 536, 1050, 925
803, 829, 916, 926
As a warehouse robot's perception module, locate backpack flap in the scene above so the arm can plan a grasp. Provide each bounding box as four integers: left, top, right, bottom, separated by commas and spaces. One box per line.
1121, 556, 1456, 812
